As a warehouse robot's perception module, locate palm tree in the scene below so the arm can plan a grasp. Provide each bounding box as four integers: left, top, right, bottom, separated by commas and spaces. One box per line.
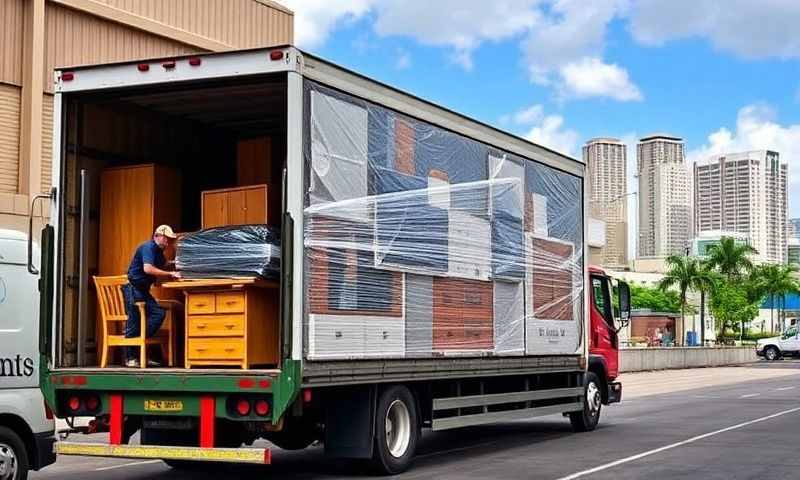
696, 261, 719, 345
755, 264, 800, 333
658, 255, 716, 346
704, 237, 758, 281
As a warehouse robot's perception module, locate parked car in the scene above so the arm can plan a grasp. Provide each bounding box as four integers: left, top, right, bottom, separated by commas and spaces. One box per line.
756, 326, 800, 361
0, 229, 56, 479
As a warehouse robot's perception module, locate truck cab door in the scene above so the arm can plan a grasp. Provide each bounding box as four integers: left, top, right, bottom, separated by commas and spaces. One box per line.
589, 275, 618, 378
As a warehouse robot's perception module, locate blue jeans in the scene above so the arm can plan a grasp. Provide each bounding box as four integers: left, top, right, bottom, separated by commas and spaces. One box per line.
123, 284, 166, 361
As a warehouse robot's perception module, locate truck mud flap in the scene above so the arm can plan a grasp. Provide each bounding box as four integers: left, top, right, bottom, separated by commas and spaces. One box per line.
323, 385, 376, 459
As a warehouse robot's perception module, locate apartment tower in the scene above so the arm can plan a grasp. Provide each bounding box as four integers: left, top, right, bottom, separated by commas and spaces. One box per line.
637, 134, 691, 257
583, 137, 628, 269
694, 151, 788, 264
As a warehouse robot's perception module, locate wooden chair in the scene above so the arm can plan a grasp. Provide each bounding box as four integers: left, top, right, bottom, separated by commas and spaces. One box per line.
94, 275, 175, 368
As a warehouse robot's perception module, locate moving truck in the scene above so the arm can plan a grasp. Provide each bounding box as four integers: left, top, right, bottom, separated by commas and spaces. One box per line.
34, 46, 631, 474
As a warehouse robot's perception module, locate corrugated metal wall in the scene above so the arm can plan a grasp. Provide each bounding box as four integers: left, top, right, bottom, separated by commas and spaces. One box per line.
0, 84, 21, 194
0, 0, 293, 202
43, 4, 200, 91
0, 0, 25, 86
94, 0, 293, 49
41, 93, 53, 193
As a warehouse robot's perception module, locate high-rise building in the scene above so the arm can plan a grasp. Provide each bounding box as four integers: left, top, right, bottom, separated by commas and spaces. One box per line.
788, 238, 800, 267
583, 137, 628, 269
637, 134, 691, 257
694, 150, 788, 264
789, 218, 800, 240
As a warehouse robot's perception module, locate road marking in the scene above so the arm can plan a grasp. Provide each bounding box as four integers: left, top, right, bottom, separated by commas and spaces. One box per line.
739, 393, 760, 398
776, 386, 795, 391
94, 460, 162, 471
555, 406, 800, 480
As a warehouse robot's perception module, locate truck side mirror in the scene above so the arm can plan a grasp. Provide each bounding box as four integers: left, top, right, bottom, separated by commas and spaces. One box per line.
618, 281, 631, 327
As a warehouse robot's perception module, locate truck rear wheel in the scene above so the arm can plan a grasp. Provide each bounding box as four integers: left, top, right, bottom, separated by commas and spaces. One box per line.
569, 372, 602, 432
371, 385, 418, 475
0, 426, 28, 480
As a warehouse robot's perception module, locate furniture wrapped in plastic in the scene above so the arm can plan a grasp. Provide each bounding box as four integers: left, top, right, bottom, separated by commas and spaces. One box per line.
303, 81, 584, 360
175, 224, 280, 279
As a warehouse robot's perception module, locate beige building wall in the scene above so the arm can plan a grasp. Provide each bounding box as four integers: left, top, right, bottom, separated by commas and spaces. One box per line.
583, 137, 628, 269
0, 0, 293, 234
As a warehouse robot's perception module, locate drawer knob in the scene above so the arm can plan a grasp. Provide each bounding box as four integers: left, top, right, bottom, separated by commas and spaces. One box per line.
195, 303, 207, 308
225, 324, 236, 329
195, 347, 207, 351
226, 301, 237, 305
382, 331, 389, 339
196, 324, 207, 329
225, 347, 235, 352
335, 331, 342, 338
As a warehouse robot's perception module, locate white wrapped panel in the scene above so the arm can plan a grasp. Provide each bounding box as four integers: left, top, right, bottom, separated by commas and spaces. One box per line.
494, 281, 525, 355
309, 90, 368, 219
448, 210, 491, 281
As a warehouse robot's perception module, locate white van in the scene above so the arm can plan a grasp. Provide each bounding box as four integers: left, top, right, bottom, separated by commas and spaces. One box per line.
0, 229, 55, 479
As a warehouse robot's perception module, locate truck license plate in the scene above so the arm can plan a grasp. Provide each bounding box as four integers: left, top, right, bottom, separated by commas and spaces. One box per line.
144, 400, 183, 412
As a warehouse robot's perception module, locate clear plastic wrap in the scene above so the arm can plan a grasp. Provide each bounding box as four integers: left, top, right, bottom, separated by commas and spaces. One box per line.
303, 81, 584, 360
176, 224, 280, 279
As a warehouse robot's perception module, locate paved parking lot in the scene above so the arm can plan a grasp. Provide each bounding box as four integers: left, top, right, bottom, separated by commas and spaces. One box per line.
34, 360, 800, 480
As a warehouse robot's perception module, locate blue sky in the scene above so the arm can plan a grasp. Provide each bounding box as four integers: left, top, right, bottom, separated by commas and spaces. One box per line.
278, 0, 799, 220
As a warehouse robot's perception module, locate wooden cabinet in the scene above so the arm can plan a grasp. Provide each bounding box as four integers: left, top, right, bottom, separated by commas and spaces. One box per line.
168, 280, 279, 369
98, 164, 181, 292
201, 184, 278, 228
432, 277, 494, 351
237, 137, 273, 186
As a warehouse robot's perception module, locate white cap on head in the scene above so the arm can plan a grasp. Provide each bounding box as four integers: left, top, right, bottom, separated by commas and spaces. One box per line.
154, 224, 177, 239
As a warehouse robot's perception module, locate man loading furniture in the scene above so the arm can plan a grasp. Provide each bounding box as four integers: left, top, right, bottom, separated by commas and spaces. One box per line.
124, 225, 181, 367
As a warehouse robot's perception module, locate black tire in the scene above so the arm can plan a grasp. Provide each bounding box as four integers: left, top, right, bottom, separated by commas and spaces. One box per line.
764, 346, 780, 361
371, 386, 419, 475
570, 372, 602, 432
0, 426, 29, 480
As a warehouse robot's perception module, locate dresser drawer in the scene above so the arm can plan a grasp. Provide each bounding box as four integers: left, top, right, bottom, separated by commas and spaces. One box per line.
187, 337, 245, 360
187, 315, 245, 337
216, 292, 245, 313
187, 293, 216, 314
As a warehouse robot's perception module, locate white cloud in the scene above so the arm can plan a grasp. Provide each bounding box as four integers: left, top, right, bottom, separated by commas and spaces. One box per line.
628, 0, 800, 59
372, 0, 541, 71
687, 104, 800, 216
274, 0, 373, 48
557, 57, 643, 101
506, 104, 579, 156
278, 0, 641, 100
395, 48, 411, 70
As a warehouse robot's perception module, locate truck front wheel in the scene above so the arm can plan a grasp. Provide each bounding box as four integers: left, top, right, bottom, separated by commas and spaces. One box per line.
371, 385, 418, 475
570, 372, 602, 432
0, 426, 29, 480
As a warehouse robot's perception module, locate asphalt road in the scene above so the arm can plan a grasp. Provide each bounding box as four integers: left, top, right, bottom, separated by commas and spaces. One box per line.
32, 360, 800, 480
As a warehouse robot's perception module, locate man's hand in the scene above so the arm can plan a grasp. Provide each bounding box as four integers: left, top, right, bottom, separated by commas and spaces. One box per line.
171, 271, 182, 280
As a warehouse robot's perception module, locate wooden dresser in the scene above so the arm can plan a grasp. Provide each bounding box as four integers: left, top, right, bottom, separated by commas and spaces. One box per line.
164, 279, 279, 369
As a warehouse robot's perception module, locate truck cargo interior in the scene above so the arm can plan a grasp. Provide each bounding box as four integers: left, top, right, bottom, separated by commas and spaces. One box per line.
56, 73, 288, 370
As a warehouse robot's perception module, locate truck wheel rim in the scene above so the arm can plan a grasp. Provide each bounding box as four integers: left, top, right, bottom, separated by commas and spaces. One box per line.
385, 399, 411, 458
0, 443, 17, 480
767, 349, 776, 360
586, 382, 601, 417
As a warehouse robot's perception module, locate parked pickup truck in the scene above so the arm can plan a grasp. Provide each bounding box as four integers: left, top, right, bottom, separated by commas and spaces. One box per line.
756, 326, 800, 361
